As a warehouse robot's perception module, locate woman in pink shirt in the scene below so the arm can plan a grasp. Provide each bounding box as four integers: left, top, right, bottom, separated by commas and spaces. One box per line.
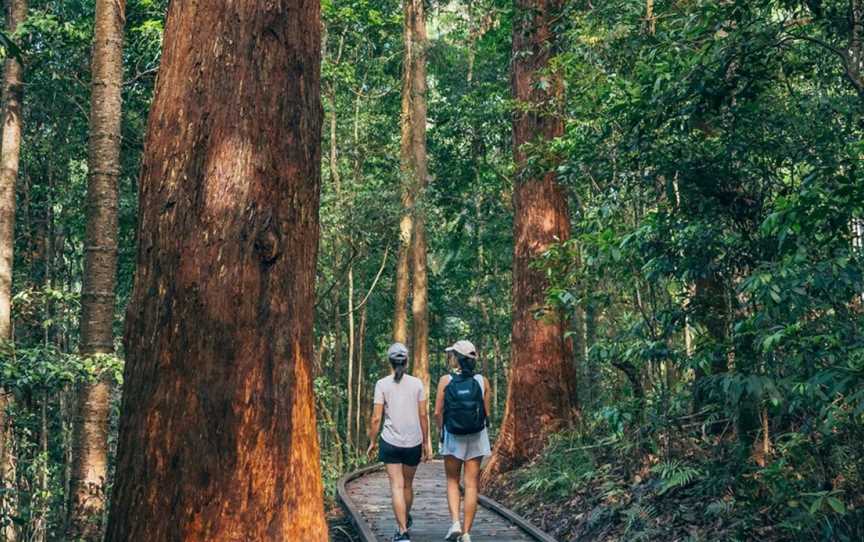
368, 343, 430, 542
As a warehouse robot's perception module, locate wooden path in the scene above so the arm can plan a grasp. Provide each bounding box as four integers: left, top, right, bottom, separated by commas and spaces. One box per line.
338, 461, 557, 542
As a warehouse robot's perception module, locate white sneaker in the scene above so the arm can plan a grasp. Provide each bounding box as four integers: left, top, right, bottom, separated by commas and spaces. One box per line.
445, 521, 462, 541
459, 535, 472, 542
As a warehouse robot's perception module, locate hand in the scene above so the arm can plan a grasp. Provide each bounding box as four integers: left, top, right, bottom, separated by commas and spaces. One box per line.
422, 443, 432, 463
366, 440, 377, 459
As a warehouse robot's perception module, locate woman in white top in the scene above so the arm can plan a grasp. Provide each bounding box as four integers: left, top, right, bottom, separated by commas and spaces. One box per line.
368, 342, 430, 542
434, 340, 492, 542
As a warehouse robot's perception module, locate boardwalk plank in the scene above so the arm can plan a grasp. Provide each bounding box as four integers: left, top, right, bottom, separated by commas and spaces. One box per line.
343, 461, 539, 542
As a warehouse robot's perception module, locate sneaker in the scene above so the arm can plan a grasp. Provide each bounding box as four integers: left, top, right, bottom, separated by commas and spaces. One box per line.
445, 521, 462, 541
394, 530, 411, 542
459, 534, 472, 542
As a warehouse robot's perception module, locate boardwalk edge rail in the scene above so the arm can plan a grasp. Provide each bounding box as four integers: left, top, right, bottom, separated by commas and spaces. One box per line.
336, 463, 558, 542
337, 463, 384, 542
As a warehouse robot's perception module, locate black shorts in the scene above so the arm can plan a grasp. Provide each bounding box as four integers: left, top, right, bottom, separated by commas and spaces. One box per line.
379, 439, 422, 467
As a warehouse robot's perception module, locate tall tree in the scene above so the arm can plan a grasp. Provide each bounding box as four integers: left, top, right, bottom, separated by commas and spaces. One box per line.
402, 0, 432, 450
66, 0, 126, 538
483, 0, 577, 479
0, 1, 27, 539
393, 0, 429, 346
104, 1, 327, 539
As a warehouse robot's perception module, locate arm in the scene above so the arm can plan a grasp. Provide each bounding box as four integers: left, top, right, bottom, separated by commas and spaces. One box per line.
433, 375, 449, 432
483, 376, 492, 424
418, 399, 431, 460
366, 403, 383, 456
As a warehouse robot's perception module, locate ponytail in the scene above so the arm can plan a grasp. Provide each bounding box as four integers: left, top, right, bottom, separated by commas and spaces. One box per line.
457, 354, 476, 378
393, 361, 406, 382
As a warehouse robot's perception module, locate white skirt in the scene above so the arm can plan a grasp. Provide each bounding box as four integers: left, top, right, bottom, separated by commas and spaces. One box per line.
440, 427, 491, 461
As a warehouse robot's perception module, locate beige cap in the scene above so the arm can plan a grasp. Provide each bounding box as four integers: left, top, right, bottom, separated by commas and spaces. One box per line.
445, 340, 477, 359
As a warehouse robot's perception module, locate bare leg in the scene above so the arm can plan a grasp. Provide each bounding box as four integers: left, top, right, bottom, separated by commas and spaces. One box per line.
385, 463, 408, 532
402, 464, 418, 517
463, 457, 482, 533
444, 455, 463, 524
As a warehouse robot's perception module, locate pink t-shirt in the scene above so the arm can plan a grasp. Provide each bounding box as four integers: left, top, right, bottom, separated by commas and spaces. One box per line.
374, 374, 424, 448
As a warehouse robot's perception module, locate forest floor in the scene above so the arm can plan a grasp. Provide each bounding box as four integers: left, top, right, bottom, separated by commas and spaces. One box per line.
484, 465, 785, 542
483, 438, 864, 542
485, 467, 727, 541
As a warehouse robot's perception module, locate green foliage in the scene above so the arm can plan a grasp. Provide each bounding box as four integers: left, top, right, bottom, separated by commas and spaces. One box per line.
510, 0, 864, 540
652, 460, 703, 496
516, 432, 598, 498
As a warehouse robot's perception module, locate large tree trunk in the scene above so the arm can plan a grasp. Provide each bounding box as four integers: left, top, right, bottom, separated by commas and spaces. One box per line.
66, 1, 125, 538
401, 0, 432, 447
104, 1, 327, 539
393, 0, 428, 346
483, 0, 577, 481
0, 1, 27, 539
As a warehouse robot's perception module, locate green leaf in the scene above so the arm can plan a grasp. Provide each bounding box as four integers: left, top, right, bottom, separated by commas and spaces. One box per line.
827, 497, 846, 515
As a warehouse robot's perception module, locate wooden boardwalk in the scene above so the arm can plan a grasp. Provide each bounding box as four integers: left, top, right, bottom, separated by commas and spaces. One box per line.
339, 461, 556, 542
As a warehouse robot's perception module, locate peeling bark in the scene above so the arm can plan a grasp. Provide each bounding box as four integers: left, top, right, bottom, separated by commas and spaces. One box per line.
105, 1, 327, 539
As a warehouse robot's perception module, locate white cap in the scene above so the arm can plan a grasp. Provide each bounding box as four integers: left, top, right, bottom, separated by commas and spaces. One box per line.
445, 340, 477, 359
387, 342, 409, 362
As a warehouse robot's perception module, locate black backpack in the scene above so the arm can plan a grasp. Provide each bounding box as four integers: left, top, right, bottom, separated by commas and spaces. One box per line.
443, 374, 487, 435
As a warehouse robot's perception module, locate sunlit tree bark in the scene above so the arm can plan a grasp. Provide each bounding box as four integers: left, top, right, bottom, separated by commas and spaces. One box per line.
104, 1, 327, 539
483, 0, 577, 481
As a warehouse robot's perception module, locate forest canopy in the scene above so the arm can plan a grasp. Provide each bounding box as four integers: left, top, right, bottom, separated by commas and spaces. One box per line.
0, 0, 861, 541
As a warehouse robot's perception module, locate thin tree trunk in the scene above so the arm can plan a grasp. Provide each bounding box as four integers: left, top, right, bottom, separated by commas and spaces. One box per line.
347, 266, 355, 450
31, 397, 49, 542
646, 0, 656, 35
0, 2, 27, 539
582, 302, 596, 407
327, 80, 344, 440
355, 305, 366, 449
104, 2, 327, 539
331, 289, 343, 442
692, 274, 729, 411
67, 1, 126, 538
393, 216, 412, 344
483, 0, 577, 481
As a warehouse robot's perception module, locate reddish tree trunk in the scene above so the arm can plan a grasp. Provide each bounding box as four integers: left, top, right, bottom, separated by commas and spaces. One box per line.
67, 1, 126, 538
104, 1, 327, 540
401, 0, 432, 448
483, 0, 577, 481
393, 0, 429, 347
